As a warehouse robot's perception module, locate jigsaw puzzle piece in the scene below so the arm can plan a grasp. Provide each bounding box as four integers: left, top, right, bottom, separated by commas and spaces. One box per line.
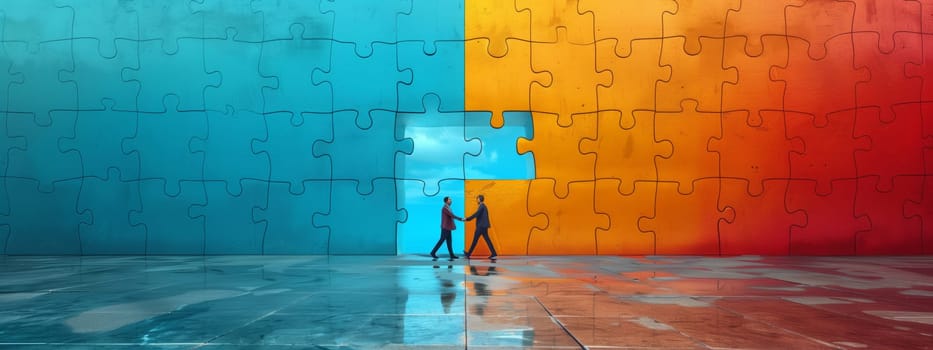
6, 41, 74, 125
313, 110, 413, 195
0, 0, 72, 52
579, 110, 672, 194
189, 180, 267, 254
122, 38, 221, 112
56, 0, 137, 57
904, 172, 933, 254
654, 100, 721, 194
121, 95, 207, 196
594, 38, 670, 116
854, 106, 925, 192
251, 112, 331, 194
189, 0, 263, 42
718, 178, 806, 255
907, 74, 933, 136
397, 41, 464, 112
904, 33, 933, 138
516, 0, 594, 43
132, 0, 203, 54
465, 38, 549, 128
60, 38, 139, 111
526, 179, 609, 255
77, 168, 145, 254
638, 178, 733, 255
785, 0, 855, 60
786, 109, 872, 195
6, 110, 81, 192
723, 0, 804, 56
58, 99, 140, 181
464, 180, 547, 256
657, 36, 738, 113
252, 180, 330, 254
190, 106, 269, 196
855, 175, 923, 254
319, 0, 412, 57
661, 0, 739, 55
530, 27, 611, 125
854, 32, 923, 122
787, 178, 871, 255
851, 0, 922, 54
722, 35, 787, 113
0, 115, 26, 181
395, 94, 480, 195
517, 112, 596, 198
397, 0, 463, 54
0, 42, 25, 111
259, 24, 333, 114
312, 41, 410, 113
924, 0, 933, 33
708, 110, 804, 196
464, 0, 529, 57
2, 178, 87, 254
250, 0, 333, 41
131, 179, 206, 254
593, 179, 656, 255
578, 0, 675, 57
204, 30, 277, 113
464, 111, 536, 180
772, 35, 870, 124
312, 179, 406, 255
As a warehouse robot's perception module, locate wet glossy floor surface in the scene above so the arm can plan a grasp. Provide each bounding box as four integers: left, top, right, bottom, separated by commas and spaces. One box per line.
1, 255, 932, 349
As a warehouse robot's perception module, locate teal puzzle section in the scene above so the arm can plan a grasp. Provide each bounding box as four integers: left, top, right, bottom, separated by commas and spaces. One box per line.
0, 0, 490, 255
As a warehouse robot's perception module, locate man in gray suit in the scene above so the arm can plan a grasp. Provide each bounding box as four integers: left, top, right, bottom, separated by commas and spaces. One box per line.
464, 194, 497, 259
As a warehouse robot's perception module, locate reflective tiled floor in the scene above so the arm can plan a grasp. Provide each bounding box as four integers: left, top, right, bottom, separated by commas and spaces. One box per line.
1, 255, 932, 349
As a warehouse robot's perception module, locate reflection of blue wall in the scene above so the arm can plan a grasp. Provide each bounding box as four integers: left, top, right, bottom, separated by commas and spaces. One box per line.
0, 0, 483, 255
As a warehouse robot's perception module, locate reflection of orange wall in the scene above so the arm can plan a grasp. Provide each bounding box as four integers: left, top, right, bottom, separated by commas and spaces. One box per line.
464, 0, 933, 255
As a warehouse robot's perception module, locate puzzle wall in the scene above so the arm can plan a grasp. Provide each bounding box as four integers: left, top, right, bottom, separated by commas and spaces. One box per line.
0, 0, 931, 256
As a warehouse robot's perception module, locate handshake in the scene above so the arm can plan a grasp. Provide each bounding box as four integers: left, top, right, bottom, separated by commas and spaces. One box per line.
456, 217, 469, 222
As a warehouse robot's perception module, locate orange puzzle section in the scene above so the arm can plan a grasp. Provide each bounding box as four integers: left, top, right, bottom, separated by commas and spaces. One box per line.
464, 0, 933, 255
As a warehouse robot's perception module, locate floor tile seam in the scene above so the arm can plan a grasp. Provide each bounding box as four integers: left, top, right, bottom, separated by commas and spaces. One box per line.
1, 270, 141, 295
193, 292, 318, 347
462, 261, 469, 350
531, 295, 590, 349
709, 301, 847, 349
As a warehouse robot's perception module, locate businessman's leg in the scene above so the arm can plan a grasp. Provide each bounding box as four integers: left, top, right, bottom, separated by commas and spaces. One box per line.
442, 230, 455, 256
430, 229, 449, 258
465, 228, 482, 256
479, 228, 497, 257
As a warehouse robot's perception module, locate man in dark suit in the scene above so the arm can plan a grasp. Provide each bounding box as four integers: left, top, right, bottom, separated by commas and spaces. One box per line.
464, 194, 497, 259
